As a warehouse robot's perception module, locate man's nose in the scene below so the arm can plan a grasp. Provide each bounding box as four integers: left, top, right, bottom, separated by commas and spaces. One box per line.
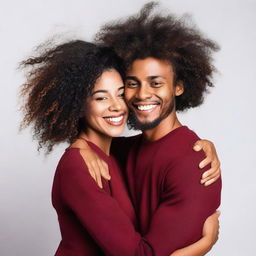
136, 84, 152, 100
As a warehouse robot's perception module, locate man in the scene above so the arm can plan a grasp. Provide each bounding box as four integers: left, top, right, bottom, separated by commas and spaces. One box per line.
62, 3, 221, 256
95, 2, 222, 255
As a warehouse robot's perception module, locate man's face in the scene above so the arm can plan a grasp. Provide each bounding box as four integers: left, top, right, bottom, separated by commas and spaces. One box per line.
124, 57, 183, 130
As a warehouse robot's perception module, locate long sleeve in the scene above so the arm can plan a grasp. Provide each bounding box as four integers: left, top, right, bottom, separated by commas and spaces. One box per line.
58, 150, 154, 256
143, 150, 222, 255
57, 145, 221, 256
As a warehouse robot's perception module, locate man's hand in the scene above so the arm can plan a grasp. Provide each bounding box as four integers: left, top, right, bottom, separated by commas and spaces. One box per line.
71, 138, 111, 189
79, 149, 110, 189
194, 140, 221, 186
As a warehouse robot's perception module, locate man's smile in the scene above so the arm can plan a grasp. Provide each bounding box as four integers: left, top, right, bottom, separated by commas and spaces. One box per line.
132, 102, 160, 113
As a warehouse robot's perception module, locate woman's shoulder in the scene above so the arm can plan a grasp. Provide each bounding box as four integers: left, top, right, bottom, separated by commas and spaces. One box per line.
57, 147, 89, 174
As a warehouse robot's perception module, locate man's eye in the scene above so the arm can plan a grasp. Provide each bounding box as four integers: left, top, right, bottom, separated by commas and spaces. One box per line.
126, 82, 138, 88
151, 81, 162, 87
118, 93, 125, 98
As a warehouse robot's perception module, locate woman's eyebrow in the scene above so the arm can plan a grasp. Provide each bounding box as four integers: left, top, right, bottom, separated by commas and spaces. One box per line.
91, 90, 108, 96
92, 86, 124, 96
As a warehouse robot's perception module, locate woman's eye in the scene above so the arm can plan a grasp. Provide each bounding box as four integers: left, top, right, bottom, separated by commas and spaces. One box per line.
95, 97, 107, 101
118, 93, 125, 98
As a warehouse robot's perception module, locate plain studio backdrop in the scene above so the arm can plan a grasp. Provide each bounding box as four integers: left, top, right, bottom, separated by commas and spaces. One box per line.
0, 0, 255, 255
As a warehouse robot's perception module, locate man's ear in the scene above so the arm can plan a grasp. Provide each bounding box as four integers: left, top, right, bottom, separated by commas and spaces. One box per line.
175, 81, 184, 96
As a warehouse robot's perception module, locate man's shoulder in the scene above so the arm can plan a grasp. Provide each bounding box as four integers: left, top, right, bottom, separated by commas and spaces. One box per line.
160, 126, 202, 160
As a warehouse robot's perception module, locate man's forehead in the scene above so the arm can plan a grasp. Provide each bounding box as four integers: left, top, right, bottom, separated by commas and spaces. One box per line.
126, 57, 174, 77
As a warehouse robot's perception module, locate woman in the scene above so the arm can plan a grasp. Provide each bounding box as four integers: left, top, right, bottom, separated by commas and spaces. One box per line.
20, 40, 220, 256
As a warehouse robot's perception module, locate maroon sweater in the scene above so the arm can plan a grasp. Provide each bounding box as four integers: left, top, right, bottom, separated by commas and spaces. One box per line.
111, 126, 221, 255
52, 141, 143, 256
52, 126, 221, 256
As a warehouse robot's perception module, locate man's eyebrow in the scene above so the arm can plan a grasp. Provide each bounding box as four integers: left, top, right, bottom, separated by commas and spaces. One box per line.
148, 75, 166, 80
118, 86, 125, 90
125, 76, 139, 81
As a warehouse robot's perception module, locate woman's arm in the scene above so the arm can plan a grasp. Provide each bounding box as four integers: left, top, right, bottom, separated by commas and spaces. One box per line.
78, 138, 221, 188
170, 211, 220, 256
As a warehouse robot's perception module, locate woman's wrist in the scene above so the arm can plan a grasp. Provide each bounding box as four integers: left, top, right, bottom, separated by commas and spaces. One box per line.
170, 236, 212, 256
200, 236, 213, 253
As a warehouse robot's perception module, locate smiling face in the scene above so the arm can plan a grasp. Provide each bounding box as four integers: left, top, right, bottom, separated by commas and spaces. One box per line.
125, 57, 184, 131
84, 69, 128, 138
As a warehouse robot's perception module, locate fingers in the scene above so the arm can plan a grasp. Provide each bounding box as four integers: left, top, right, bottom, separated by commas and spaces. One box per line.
201, 161, 220, 178
201, 163, 221, 185
88, 168, 97, 183
199, 157, 211, 169
95, 168, 103, 189
78, 148, 108, 189
201, 173, 221, 186
88, 161, 103, 189
193, 143, 203, 151
97, 159, 111, 180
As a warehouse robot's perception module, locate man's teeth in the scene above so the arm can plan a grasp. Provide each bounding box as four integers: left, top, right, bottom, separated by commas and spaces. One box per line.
105, 115, 123, 122
137, 105, 157, 111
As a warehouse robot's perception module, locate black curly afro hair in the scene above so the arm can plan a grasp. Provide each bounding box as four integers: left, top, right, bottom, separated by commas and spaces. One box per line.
95, 1, 219, 111
19, 40, 124, 152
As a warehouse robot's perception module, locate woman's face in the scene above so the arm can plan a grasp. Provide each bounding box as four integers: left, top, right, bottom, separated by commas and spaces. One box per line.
84, 69, 128, 138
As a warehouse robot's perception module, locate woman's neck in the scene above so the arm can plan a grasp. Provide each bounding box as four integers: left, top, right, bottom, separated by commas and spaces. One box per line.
79, 130, 112, 155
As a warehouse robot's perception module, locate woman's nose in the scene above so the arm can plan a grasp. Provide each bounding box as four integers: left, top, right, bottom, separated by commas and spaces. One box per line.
108, 98, 122, 112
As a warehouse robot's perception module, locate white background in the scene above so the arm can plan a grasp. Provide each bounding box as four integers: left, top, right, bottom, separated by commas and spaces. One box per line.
1, 0, 256, 255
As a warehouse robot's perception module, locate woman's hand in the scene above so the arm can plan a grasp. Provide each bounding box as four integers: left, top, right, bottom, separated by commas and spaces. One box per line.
202, 211, 220, 247
193, 139, 221, 186
170, 211, 220, 256
71, 138, 110, 189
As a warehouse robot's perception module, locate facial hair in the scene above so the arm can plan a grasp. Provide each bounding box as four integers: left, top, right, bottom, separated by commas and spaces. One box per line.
127, 97, 175, 131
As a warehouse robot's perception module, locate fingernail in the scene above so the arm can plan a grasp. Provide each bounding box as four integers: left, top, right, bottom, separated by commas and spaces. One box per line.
202, 172, 208, 179
194, 145, 201, 151
205, 180, 211, 186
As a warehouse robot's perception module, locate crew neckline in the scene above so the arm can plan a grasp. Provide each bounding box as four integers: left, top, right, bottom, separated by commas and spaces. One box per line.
141, 125, 188, 146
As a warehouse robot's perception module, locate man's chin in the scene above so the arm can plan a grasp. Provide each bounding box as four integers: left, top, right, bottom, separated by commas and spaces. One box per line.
127, 113, 162, 131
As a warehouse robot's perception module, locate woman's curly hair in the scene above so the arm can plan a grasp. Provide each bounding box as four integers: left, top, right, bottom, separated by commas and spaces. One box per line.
95, 2, 219, 111
19, 40, 124, 152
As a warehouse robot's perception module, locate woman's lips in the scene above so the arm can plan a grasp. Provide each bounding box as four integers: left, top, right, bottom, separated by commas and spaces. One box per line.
103, 114, 126, 126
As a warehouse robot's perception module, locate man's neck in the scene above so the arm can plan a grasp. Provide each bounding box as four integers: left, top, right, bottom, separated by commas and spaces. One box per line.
142, 112, 182, 141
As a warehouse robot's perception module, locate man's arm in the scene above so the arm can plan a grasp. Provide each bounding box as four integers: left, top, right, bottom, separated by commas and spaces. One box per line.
144, 150, 222, 255
60, 149, 153, 256
60, 148, 220, 256
170, 211, 220, 256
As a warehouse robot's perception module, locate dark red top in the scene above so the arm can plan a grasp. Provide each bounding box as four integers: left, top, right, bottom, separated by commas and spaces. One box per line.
52, 141, 144, 256
52, 126, 221, 256
111, 126, 221, 255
